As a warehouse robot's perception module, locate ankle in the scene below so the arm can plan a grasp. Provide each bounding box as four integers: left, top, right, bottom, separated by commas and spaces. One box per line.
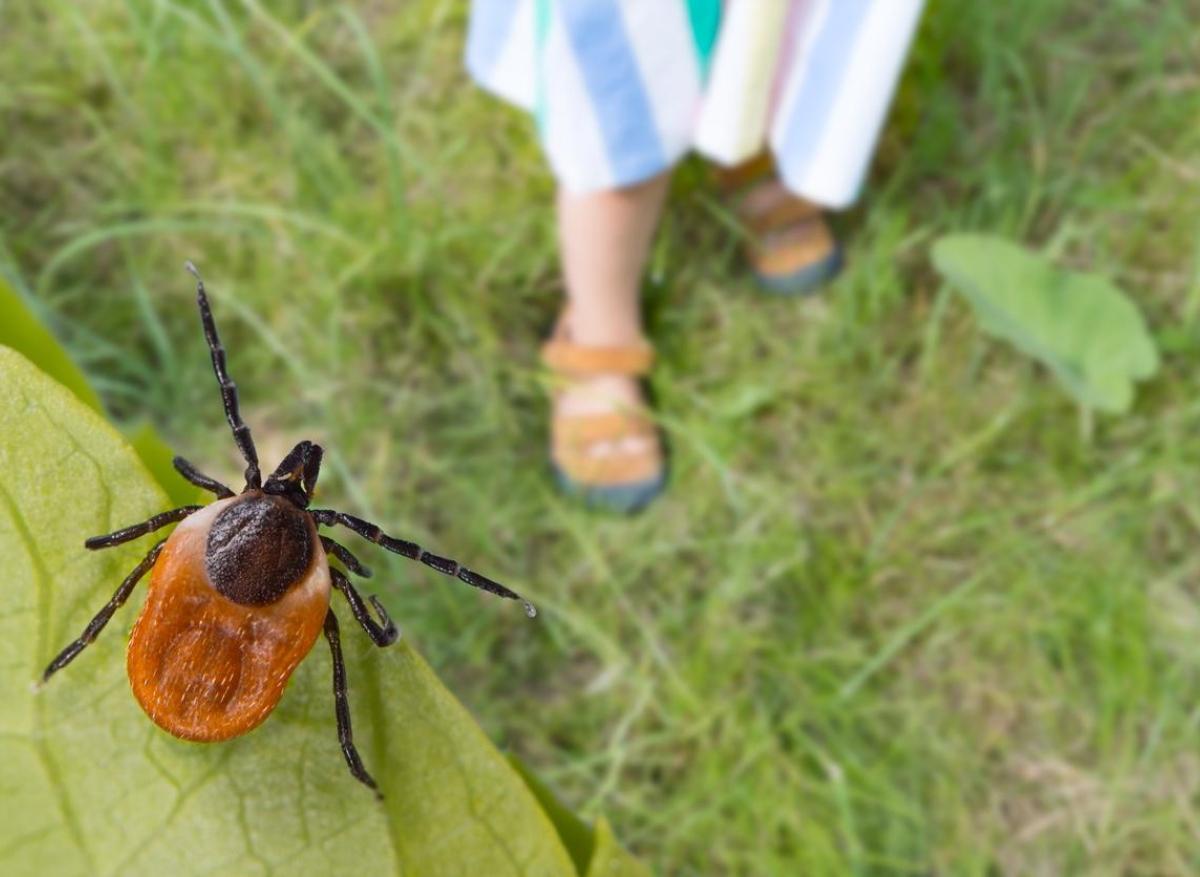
565, 301, 644, 349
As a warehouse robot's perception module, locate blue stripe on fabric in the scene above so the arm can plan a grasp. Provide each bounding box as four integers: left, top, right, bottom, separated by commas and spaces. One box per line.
778, 0, 873, 190
465, 0, 523, 82
559, 0, 666, 187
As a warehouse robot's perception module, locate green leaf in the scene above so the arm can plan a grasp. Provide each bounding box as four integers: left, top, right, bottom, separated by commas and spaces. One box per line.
931, 234, 1160, 413
509, 756, 650, 877
0, 277, 104, 413
0, 346, 597, 875
585, 818, 651, 877
0, 278, 198, 506
124, 421, 208, 508
510, 756, 597, 874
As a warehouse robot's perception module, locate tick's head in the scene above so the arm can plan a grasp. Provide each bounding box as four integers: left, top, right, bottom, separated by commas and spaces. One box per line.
261, 440, 323, 508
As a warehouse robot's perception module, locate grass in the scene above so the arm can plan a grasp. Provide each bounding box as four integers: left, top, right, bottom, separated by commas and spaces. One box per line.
3, 0, 1200, 873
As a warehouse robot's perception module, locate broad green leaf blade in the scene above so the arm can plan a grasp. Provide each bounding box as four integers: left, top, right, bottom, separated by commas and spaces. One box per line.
0, 348, 170, 875
0, 346, 579, 875
0, 277, 104, 413
371, 646, 577, 876
586, 819, 651, 877
931, 234, 1160, 413
124, 420, 208, 507
509, 756, 650, 877
0, 278, 199, 506
510, 755, 598, 873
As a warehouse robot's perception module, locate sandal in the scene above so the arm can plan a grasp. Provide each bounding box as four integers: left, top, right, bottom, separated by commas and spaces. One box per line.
716, 154, 843, 295
541, 311, 666, 512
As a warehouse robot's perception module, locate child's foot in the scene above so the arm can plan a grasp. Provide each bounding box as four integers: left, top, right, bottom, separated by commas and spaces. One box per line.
717, 155, 843, 295
541, 312, 665, 512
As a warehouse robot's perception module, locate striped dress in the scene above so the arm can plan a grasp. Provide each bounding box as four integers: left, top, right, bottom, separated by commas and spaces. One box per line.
466, 0, 925, 209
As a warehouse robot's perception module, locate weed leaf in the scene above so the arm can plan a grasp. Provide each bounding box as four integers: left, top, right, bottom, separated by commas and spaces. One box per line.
931, 234, 1159, 413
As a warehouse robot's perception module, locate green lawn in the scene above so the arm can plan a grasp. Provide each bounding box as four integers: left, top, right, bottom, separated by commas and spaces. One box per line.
3, 1, 1199, 873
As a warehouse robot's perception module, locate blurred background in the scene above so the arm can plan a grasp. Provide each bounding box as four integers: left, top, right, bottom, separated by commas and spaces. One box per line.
3, 1, 1199, 872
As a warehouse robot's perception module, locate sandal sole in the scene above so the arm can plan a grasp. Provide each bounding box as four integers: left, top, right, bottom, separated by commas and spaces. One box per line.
552, 464, 667, 514
753, 245, 844, 296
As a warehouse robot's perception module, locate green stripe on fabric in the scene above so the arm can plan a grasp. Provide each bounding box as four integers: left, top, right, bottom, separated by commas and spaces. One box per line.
685, 0, 721, 79
534, 0, 551, 134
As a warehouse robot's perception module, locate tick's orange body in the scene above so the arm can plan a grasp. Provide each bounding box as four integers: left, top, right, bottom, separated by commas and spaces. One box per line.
127, 496, 330, 741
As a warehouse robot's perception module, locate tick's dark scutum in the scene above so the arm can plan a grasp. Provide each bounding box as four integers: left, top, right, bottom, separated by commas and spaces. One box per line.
205, 493, 315, 605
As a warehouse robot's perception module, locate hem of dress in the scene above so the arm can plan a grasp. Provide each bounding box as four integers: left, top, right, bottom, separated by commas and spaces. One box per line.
467, 60, 860, 209
465, 58, 537, 114
695, 142, 859, 211
553, 142, 688, 195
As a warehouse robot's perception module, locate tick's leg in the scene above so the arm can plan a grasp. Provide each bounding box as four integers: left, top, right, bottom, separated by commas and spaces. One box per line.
84, 505, 203, 551
187, 261, 261, 490
321, 536, 372, 577
330, 568, 398, 647
173, 456, 235, 498
323, 609, 381, 798
310, 509, 537, 618
42, 540, 166, 682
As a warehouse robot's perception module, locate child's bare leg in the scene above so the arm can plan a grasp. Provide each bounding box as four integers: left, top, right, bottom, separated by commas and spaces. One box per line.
556, 173, 670, 458
559, 173, 669, 346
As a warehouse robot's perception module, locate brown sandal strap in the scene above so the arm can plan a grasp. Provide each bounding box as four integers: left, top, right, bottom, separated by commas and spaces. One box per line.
542, 308, 664, 487
748, 219, 836, 275
739, 191, 822, 236
542, 340, 654, 376
541, 309, 654, 377
713, 152, 775, 195
552, 411, 662, 485
715, 154, 823, 238
552, 445, 663, 486
554, 411, 656, 444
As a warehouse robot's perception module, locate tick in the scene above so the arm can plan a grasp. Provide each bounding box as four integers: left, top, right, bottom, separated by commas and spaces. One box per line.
41, 262, 535, 796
